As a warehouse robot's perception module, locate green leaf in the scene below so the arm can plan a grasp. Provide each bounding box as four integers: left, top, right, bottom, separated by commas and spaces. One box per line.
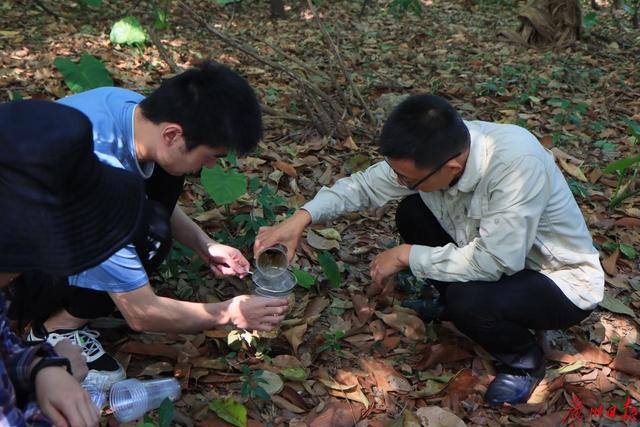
201, 165, 247, 205
583, 11, 598, 28
249, 176, 261, 193
54, 54, 113, 93
548, 361, 584, 379
154, 8, 169, 30
137, 423, 156, 427
157, 398, 173, 427
281, 367, 308, 381
208, 399, 247, 427
225, 151, 238, 166
215, 0, 242, 4
80, 0, 102, 5
547, 98, 570, 109
110, 16, 147, 46
603, 155, 640, 173
255, 385, 271, 401
318, 251, 340, 288
623, 118, 640, 139
619, 243, 637, 259
599, 291, 636, 318
292, 268, 315, 289
601, 241, 619, 252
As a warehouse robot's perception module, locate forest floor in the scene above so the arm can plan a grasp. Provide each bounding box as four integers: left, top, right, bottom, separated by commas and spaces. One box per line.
1, 0, 640, 425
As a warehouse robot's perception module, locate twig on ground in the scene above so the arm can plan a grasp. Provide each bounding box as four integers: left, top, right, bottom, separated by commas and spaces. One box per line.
32, 0, 64, 18
148, 28, 183, 74
176, 1, 343, 120
255, 36, 332, 82
306, 0, 376, 127
149, 26, 309, 125
261, 104, 310, 123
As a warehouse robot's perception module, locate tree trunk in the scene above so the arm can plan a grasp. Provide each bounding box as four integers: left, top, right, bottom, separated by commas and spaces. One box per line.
270, 0, 285, 18
500, 0, 582, 46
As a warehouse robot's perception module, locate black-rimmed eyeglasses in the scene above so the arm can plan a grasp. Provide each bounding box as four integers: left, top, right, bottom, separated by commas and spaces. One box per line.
385, 151, 462, 190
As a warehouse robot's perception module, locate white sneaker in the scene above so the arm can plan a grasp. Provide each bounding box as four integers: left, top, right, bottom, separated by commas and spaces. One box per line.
28, 325, 126, 390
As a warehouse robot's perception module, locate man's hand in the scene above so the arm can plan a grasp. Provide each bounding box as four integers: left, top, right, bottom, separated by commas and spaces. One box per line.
204, 243, 251, 278
53, 339, 88, 382
224, 295, 289, 331
254, 210, 312, 263
35, 367, 99, 427
370, 244, 412, 288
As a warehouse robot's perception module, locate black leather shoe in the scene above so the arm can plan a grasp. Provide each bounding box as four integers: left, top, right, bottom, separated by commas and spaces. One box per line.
401, 297, 445, 322
485, 363, 545, 406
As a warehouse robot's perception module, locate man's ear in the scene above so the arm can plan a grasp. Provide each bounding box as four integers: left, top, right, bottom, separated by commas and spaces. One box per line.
443, 156, 464, 177
161, 124, 183, 146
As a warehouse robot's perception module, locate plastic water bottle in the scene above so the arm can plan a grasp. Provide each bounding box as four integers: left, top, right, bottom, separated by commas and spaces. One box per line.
109, 378, 181, 423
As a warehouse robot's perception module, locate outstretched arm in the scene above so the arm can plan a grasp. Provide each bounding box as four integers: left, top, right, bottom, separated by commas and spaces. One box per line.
170, 205, 250, 277
110, 283, 288, 333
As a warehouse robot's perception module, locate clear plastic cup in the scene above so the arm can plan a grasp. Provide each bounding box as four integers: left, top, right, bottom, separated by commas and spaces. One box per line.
82, 382, 106, 412
256, 244, 288, 279
109, 378, 181, 423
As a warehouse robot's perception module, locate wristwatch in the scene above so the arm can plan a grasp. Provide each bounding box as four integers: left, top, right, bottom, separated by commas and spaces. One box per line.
30, 356, 73, 386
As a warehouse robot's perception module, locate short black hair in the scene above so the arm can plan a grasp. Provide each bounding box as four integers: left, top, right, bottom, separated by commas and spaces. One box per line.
139, 61, 262, 155
378, 94, 470, 170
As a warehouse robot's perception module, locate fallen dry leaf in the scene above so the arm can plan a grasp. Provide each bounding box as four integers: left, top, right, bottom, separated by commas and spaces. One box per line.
602, 248, 620, 276
374, 310, 425, 340
272, 160, 298, 177
271, 354, 303, 368
351, 293, 374, 324
415, 406, 466, 427
280, 384, 311, 410
307, 400, 363, 427
140, 361, 174, 376
283, 323, 308, 354
360, 358, 411, 393
271, 394, 305, 413
574, 338, 612, 365
614, 217, 640, 227
414, 343, 473, 370
558, 157, 588, 182
563, 385, 599, 407
119, 341, 179, 360
369, 319, 386, 341
306, 229, 340, 250
304, 296, 330, 323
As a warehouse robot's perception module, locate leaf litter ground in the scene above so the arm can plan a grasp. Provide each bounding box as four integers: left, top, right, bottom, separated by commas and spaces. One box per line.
1, 0, 640, 425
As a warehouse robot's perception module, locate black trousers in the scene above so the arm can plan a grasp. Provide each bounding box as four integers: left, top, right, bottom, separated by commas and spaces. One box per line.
9, 272, 116, 327
396, 194, 591, 369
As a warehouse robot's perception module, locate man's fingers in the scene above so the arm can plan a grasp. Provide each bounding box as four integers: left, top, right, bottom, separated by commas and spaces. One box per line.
79, 393, 99, 426
41, 403, 69, 427
210, 265, 225, 278
264, 314, 286, 325
57, 401, 85, 427
263, 297, 289, 307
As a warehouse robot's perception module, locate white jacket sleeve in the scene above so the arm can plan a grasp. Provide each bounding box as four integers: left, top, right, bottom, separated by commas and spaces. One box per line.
302, 161, 415, 224
409, 156, 552, 282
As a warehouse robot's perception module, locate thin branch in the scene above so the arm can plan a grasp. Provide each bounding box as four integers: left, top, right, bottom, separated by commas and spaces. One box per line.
32, 0, 64, 18
176, 1, 343, 119
148, 28, 183, 74
254, 36, 332, 82
149, 25, 306, 125
261, 104, 309, 123
306, 0, 376, 127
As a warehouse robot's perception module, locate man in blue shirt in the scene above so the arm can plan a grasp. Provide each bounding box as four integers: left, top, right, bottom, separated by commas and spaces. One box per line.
16, 63, 289, 389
